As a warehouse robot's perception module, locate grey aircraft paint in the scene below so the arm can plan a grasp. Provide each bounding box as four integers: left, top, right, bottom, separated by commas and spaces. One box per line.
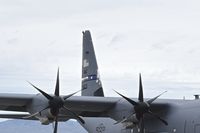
82, 30, 104, 97
80, 30, 131, 133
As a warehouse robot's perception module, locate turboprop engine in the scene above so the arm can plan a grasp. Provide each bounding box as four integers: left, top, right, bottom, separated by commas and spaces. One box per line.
24, 69, 85, 133
115, 74, 168, 133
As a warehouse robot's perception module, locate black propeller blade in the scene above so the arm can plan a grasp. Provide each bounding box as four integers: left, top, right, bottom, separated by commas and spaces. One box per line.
28, 81, 53, 100
115, 74, 168, 132
23, 106, 50, 119
147, 91, 167, 104
27, 69, 85, 133
54, 68, 60, 96
147, 110, 168, 126
63, 106, 85, 124
114, 90, 138, 106
54, 115, 58, 133
138, 116, 144, 133
138, 73, 143, 102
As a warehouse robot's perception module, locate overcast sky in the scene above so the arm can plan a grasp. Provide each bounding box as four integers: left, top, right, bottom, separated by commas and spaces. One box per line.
1, 0, 200, 99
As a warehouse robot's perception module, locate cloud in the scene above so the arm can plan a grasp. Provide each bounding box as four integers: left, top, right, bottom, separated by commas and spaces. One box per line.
7, 38, 19, 45
1, 0, 200, 99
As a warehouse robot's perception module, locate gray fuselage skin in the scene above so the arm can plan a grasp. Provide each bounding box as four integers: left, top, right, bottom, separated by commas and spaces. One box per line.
81, 98, 200, 133
107, 98, 200, 133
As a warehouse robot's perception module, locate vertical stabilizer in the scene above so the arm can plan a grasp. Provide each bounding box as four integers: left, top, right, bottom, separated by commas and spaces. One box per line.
81, 30, 104, 97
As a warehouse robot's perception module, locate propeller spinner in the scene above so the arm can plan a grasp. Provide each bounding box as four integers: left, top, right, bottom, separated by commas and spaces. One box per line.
115, 74, 168, 133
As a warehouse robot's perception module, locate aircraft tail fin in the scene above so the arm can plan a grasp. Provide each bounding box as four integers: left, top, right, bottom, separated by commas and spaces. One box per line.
81, 30, 104, 97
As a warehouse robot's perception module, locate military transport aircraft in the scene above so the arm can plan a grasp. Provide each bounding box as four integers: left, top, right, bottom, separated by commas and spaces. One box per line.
0, 31, 199, 133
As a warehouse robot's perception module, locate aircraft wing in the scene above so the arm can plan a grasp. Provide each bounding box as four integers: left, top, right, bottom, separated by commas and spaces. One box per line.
0, 93, 171, 114
0, 93, 172, 120
0, 93, 34, 112
65, 96, 117, 112
0, 93, 118, 118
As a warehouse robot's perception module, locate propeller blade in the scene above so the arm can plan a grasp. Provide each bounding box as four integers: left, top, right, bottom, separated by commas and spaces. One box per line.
114, 90, 138, 106
63, 106, 85, 124
54, 68, 60, 96
114, 120, 122, 125
147, 111, 168, 125
114, 118, 127, 125
147, 91, 167, 104
63, 90, 82, 100
139, 73, 144, 102
138, 116, 144, 133
53, 115, 58, 133
28, 81, 53, 100
23, 106, 50, 119
114, 113, 135, 125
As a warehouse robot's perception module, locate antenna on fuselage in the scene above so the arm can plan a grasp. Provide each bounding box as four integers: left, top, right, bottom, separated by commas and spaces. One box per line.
194, 94, 200, 100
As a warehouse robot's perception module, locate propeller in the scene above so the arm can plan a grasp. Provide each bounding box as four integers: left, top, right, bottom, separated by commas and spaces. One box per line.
115, 74, 167, 133
25, 68, 85, 133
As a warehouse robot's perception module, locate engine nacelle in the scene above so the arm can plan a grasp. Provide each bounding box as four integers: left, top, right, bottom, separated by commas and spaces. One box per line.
123, 122, 136, 129
39, 117, 51, 125
40, 108, 54, 118
121, 114, 138, 129
27, 94, 55, 125
125, 114, 138, 123
36, 109, 55, 125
